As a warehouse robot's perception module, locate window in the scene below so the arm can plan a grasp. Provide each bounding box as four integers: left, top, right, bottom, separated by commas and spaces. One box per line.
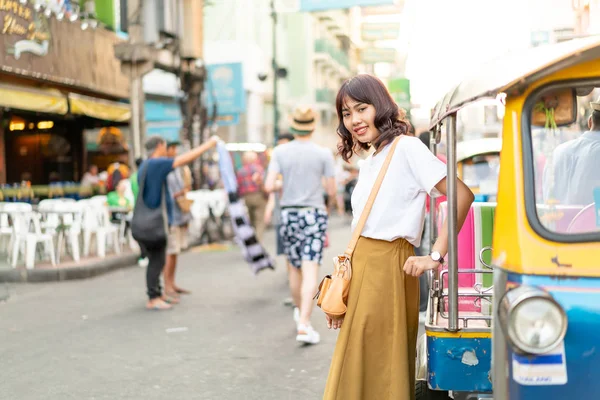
524, 82, 600, 240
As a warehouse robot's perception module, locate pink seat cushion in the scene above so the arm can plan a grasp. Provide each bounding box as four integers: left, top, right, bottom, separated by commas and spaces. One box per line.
437, 204, 479, 311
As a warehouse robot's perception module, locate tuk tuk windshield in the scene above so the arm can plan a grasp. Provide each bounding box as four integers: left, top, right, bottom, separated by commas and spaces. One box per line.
461, 153, 500, 200
526, 84, 600, 238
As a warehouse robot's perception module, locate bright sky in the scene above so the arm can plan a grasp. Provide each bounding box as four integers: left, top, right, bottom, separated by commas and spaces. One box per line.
402, 0, 574, 116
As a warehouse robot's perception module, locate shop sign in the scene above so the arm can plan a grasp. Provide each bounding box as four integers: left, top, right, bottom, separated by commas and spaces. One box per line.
145, 100, 182, 122
1, 0, 51, 59
361, 22, 400, 42
361, 47, 396, 64
206, 63, 246, 115
0, 1, 129, 99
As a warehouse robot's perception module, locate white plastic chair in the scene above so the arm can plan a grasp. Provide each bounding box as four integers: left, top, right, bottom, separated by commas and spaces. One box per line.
39, 200, 83, 263
10, 211, 56, 269
0, 202, 18, 254
1, 203, 33, 260
38, 198, 76, 233
206, 189, 228, 218
90, 195, 108, 206
81, 201, 120, 258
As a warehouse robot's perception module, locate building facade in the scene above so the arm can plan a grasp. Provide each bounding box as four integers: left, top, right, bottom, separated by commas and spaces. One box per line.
203, 1, 359, 149
0, 1, 130, 186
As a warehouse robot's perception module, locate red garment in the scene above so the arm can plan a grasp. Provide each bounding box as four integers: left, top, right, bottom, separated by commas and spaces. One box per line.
426, 154, 447, 213
236, 163, 264, 196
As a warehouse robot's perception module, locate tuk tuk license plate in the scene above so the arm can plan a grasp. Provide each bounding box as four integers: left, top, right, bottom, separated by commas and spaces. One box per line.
512, 342, 567, 386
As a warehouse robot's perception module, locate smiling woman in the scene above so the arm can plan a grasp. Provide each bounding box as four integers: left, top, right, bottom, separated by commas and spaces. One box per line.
323, 74, 475, 400
335, 74, 412, 161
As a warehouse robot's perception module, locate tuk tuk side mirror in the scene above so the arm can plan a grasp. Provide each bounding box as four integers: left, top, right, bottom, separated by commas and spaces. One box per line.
531, 88, 577, 128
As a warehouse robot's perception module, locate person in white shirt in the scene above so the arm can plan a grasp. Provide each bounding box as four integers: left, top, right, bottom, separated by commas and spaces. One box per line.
81, 165, 100, 187
265, 107, 336, 346
543, 103, 600, 206
323, 74, 474, 400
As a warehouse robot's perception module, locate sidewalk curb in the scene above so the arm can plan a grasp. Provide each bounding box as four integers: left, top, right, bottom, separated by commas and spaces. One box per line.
0, 254, 139, 283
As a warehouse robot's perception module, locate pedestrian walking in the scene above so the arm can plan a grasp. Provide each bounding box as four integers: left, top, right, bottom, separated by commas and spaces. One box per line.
264, 133, 295, 257
162, 142, 194, 302
236, 151, 268, 241
132, 135, 220, 311
264, 106, 336, 345
264, 133, 296, 308
323, 74, 474, 399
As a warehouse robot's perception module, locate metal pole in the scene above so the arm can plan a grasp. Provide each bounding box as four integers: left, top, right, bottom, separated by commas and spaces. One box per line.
137, 73, 147, 156
271, 0, 279, 142
130, 74, 142, 159
446, 114, 459, 331
427, 127, 438, 325
428, 128, 438, 253
119, 0, 151, 161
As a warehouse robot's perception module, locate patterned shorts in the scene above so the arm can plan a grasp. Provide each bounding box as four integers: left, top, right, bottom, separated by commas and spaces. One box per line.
280, 208, 328, 269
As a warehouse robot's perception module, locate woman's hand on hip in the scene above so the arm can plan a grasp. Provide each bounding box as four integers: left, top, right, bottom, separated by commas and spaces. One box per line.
403, 256, 440, 277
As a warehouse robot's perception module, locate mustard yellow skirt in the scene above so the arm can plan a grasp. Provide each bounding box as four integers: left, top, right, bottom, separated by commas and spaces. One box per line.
323, 237, 420, 400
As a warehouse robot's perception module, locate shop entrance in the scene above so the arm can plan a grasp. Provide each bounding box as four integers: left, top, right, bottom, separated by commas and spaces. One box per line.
4, 114, 83, 185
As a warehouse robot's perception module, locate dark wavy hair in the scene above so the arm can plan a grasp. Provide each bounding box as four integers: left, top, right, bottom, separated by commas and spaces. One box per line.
335, 74, 412, 162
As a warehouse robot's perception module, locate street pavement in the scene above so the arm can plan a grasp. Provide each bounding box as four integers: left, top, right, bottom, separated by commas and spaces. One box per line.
1, 217, 358, 400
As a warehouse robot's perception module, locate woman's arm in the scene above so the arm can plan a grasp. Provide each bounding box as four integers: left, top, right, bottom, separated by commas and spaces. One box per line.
403, 177, 474, 277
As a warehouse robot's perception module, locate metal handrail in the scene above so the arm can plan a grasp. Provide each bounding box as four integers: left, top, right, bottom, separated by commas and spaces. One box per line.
446, 115, 459, 331
437, 269, 494, 328
427, 125, 441, 326
425, 118, 496, 331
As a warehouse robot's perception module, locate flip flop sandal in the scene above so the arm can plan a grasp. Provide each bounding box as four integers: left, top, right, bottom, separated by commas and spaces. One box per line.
146, 302, 172, 311
163, 295, 180, 305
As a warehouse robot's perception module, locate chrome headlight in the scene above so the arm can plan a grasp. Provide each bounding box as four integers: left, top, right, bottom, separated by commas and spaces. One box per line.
498, 285, 567, 355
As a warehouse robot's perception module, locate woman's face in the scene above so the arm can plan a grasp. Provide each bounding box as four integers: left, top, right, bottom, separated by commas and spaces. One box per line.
341, 97, 379, 145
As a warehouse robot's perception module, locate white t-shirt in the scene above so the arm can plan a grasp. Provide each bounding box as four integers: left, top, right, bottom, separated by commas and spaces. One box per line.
351, 136, 447, 247
543, 131, 600, 205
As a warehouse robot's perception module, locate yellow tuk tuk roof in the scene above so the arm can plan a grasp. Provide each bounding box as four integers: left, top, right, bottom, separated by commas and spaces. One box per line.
429, 35, 600, 129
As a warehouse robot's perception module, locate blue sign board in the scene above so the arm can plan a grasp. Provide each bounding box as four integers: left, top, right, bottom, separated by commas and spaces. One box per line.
145, 99, 182, 142
206, 63, 246, 116
300, 0, 395, 11
146, 123, 181, 143
145, 100, 182, 122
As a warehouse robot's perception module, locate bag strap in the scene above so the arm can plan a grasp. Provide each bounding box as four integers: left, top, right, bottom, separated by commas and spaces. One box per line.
345, 136, 402, 256
133, 162, 149, 210
134, 160, 168, 212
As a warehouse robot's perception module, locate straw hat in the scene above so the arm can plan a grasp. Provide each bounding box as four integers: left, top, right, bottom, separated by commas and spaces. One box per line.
289, 106, 317, 133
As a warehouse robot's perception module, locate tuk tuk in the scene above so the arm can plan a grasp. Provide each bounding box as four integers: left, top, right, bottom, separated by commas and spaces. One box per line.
416, 36, 600, 399
457, 138, 502, 202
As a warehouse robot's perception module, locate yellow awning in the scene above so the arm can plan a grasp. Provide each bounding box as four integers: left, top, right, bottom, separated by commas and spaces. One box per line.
69, 93, 131, 122
0, 83, 68, 114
